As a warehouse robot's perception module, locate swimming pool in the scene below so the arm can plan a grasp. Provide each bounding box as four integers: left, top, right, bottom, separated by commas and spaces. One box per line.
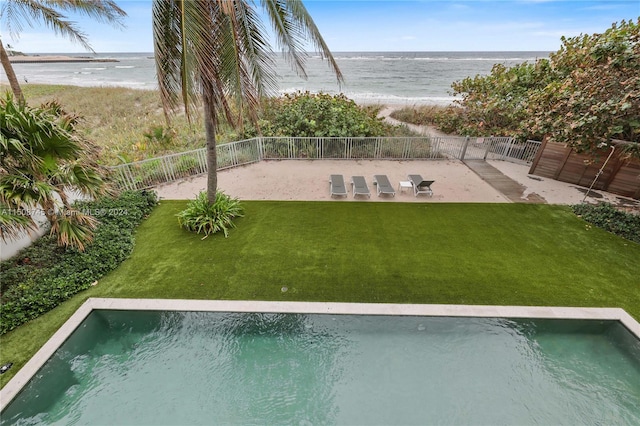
1, 300, 639, 424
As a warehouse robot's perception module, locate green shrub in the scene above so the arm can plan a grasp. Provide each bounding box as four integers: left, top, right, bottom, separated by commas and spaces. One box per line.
0, 190, 158, 334
390, 105, 443, 126
177, 191, 244, 238
242, 92, 397, 138
572, 202, 640, 244
143, 125, 177, 148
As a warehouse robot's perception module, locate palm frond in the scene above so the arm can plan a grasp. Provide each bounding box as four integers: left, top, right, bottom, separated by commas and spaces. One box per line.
223, 0, 278, 118
262, 0, 343, 85
2, 0, 91, 50
0, 91, 108, 249
0, 172, 56, 209
153, 0, 213, 120
0, 200, 37, 242
45, 0, 126, 27
1, 0, 126, 51
55, 161, 107, 199
49, 209, 98, 251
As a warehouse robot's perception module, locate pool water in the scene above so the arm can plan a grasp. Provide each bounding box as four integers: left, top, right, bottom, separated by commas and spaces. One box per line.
2, 311, 639, 425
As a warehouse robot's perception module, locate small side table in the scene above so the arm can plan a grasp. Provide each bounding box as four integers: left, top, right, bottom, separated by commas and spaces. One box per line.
398, 181, 412, 194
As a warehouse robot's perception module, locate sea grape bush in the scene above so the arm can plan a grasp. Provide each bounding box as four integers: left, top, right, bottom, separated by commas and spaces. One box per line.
0, 190, 158, 334
526, 19, 640, 155
242, 91, 395, 138
449, 60, 553, 140
440, 19, 639, 157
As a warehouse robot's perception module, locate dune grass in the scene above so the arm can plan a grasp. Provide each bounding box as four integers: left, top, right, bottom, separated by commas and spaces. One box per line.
2, 84, 418, 168
1, 201, 639, 387
2, 84, 207, 165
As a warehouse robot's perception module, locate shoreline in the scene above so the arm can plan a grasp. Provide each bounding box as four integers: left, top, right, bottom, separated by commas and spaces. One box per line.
0, 81, 448, 110
8, 55, 118, 64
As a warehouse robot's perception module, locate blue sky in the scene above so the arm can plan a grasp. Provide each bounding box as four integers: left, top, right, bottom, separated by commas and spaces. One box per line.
1, 0, 638, 53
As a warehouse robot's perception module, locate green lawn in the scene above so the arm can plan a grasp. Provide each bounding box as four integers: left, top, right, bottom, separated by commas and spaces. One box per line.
2, 201, 639, 387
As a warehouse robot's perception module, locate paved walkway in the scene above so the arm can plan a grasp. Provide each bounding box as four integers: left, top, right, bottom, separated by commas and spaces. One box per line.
380, 108, 546, 203
464, 160, 546, 203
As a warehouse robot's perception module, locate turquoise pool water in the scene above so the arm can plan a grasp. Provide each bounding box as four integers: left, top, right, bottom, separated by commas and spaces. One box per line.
2, 311, 639, 425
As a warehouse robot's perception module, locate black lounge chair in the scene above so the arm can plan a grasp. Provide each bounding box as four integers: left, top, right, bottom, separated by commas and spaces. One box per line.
351, 176, 371, 198
408, 174, 434, 197
373, 175, 396, 197
329, 174, 348, 197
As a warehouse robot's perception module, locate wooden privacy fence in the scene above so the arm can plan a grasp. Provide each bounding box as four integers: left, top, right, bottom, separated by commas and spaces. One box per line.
111, 136, 541, 191
529, 139, 640, 200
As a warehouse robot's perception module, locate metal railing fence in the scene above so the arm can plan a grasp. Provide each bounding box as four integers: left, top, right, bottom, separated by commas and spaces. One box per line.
111, 136, 541, 191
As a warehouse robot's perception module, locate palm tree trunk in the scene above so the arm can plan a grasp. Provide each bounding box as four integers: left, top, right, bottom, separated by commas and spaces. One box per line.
0, 40, 25, 105
204, 96, 218, 204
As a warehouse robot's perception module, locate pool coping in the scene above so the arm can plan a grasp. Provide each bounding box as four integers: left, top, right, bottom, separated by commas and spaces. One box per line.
2, 298, 639, 410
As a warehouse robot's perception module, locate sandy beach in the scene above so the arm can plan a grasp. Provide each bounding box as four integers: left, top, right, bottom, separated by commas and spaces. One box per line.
154, 159, 637, 207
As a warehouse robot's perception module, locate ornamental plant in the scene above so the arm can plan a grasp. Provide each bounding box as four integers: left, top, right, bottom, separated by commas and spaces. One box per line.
177, 191, 244, 238
0, 93, 110, 250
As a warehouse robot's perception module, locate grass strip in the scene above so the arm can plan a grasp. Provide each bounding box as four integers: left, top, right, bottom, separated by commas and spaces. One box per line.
1, 201, 639, 387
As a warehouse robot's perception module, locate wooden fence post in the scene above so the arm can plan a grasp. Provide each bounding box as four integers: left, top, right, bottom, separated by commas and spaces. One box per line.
529, 137, 546, 174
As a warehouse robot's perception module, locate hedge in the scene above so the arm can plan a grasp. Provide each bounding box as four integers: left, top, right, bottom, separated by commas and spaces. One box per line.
0, 190, 158, 334
571, 202, 640, 244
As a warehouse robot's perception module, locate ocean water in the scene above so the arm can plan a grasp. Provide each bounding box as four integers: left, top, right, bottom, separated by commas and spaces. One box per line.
7, 51, 550, 105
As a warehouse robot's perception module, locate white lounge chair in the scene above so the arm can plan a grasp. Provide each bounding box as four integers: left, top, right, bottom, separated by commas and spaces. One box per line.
329, 174, 348, 197
408, 174, 434, 197
373, 175, 396, 197
351, 176, 371, 198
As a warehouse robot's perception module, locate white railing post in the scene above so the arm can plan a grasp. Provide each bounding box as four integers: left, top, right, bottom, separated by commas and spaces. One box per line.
257, 137, 263, 161
504, 138, 515, 160
460, 136, 470, 160
483, 138, 492, 160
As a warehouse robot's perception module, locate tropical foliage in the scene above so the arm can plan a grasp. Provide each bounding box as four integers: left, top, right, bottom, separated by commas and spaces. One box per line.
177, 191, 244, 238
448, 60, 553, 139
439, 19, 639, 157
242, 91, 394, 138
0, 0, 126, 104
0, 190, 158, 334
526, 19, 640, 155
0, 94, 109, 250
152, 0, 342, 204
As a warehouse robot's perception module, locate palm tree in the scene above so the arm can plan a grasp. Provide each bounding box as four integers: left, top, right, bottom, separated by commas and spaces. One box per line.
152, 0, 343, 204
0, 0, 126, 104
0, 93, 109, 250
